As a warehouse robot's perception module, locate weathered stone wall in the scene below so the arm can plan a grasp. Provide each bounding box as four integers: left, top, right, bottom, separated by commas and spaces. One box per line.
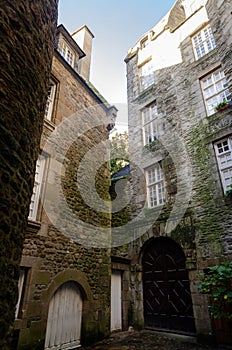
0, 1, 58, 348
123, 0, 232, 342
15, 52, 112, 349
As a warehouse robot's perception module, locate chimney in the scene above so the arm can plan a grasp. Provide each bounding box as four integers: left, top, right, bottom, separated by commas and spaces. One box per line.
72, 25, 94, 81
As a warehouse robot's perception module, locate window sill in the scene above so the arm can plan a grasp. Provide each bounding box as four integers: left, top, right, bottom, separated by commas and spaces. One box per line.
138, 83, 155, 97
27, 220, 41, 234
43, 118, 56, 131
192, 47, 217, 68
143, 140, 162, 152
144, 204, 166, 213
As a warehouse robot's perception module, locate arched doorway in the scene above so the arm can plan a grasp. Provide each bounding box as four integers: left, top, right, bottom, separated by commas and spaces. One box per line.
44, 281, 83, 349
142, 237, 195, 334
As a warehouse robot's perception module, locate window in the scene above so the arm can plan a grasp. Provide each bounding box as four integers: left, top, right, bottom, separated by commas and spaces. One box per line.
15, 268, 28, 319
28, 154, 46, 221
142, 103, 165, 145
44, 80, 56, 121
192, 25, 216, 60
145, 164, 165, 207
59, 39, 75, 67
139, 60, 154, 91
201, 69, 231, 115
214, 136, 232, 194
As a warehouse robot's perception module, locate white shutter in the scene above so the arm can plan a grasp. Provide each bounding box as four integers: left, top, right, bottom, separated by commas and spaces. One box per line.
111, 270, 122, 331
28, 155, 45, 221
45, 282, 82, 350
44, 81, 56, 121
15, 268, 26, 319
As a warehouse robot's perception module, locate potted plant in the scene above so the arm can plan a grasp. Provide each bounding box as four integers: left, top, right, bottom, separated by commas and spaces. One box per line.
198, 262, 232, 344
213, 99, 229, 112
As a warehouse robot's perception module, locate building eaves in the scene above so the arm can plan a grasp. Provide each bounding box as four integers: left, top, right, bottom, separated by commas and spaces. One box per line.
54, 49, 113, 112
56, 24, 85, 59
85, 81, 111, 108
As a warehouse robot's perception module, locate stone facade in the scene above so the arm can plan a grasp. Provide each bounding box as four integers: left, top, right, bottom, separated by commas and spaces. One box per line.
117, 0, 232, 344
0, 1, 58, 348
13, 25, 117, 350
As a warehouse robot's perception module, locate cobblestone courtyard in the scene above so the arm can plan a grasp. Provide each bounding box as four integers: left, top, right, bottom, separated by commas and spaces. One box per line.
82, 330, 223, 350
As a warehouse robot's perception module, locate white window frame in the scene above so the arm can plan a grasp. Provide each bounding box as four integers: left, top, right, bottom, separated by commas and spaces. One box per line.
145, 164, 165, 208
201, 68, 231, 115
192, 25, 216, 60
59, 39, 75, 67
28, 154, 46, 221
44, 80, 56, 121
139, 60, 154, 91
214, 136, 232, 194
15, 268, 27, 319
142, 103, 165, 145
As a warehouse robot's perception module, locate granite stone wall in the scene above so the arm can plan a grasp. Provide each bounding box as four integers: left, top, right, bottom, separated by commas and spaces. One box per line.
0, 1, 58, 348
15, 52, 112, 348
121, 0, 232, 341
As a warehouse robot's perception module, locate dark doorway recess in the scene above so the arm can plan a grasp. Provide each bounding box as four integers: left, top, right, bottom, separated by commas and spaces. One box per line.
142, 237, 196, 334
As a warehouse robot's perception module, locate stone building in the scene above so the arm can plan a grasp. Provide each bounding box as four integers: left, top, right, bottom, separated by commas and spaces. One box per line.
12, 24, 117, 350
112, 0, 232, 344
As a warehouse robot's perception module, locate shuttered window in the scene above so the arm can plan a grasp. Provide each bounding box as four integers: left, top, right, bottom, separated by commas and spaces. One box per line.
28, 154, 46, 221
214, 136, 232, 194
44, 80, 56, 121
15, 268, 28, 319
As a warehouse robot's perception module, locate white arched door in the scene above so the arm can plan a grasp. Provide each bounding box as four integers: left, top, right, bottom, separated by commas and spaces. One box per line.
45, 282, 82, 349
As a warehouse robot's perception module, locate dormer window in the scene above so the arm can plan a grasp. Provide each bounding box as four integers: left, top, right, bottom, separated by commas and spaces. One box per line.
59, 39, 75, 68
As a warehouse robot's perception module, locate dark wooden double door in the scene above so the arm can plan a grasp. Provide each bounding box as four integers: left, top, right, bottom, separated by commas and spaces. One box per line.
142, 237, 195, 334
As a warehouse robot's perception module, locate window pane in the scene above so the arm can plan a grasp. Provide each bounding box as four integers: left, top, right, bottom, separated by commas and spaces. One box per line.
139, 61, 154, 91
201, 69, 230, 115
146, 165, 165, 207
192, 25, 216, 60
142, 104, 159, 145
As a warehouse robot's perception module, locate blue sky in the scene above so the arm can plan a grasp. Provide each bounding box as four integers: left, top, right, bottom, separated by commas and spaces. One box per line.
58, 0, 176, 126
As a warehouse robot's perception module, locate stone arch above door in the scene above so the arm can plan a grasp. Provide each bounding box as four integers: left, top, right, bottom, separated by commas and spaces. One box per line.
142, 237, 196, 334
43, 268, 93, 309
